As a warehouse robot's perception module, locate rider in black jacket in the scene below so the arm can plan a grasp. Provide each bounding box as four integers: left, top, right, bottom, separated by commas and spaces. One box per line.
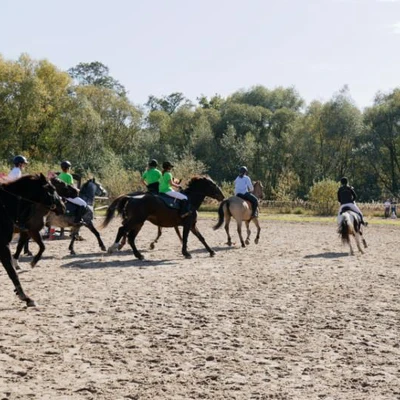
337, 177, 367, 225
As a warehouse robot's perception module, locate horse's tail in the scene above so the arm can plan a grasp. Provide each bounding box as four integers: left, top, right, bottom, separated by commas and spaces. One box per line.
102, 195, 130, 228
337, 213, 351, 243
213, 199, 229, 230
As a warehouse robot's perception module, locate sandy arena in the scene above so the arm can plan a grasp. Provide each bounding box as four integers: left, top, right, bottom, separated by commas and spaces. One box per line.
1, 217, 400, 400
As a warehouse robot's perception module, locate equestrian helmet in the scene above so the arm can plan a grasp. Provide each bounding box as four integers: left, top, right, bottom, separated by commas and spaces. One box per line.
239, 166, 248, 174
148, 159, 158, 167
340, 177, 348, 185
13, 155, 28, 165
162, 161, 174, 169
61, 160, 72, 169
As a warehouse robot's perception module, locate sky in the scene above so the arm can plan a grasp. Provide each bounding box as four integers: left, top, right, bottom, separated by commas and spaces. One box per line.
1, 0, 400, 109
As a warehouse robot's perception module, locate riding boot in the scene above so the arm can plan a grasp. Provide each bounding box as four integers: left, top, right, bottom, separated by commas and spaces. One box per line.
180, 200, 192, 218
74, 205, 86, 224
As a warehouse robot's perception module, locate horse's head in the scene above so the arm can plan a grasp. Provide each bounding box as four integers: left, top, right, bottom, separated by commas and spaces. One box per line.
13, 174, 66, 215
186, 176, 225, 201
80, 178, 107, 205
253, 181, 264, 200
50, 177, 79, 199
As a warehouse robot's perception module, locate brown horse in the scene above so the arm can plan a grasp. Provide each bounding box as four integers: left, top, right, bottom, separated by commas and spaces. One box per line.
213, 181, 263, 247
103, 176, 224, 260
13, 177, 79, 269
0, 174, 65, 307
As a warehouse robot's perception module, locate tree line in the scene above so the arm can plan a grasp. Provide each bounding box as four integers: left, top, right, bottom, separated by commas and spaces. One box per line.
1, 53, 399, 201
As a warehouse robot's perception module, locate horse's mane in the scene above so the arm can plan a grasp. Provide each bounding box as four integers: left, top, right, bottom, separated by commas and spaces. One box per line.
187, 175, 213, 187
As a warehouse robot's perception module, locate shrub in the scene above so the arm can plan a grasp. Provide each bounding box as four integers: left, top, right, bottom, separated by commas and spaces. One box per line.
308, 179, 339, 216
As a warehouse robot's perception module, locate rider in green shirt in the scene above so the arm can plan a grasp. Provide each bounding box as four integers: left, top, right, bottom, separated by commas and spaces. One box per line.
59, 161, 87, 224
159, 161, 191, 218
141, 159, 162, 193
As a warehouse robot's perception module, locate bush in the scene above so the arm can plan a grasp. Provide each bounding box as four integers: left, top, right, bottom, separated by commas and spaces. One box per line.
308, 179, 339, 216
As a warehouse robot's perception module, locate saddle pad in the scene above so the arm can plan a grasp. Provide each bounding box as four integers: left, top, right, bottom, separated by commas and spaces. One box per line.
157, 194, 181, 209
65, 201, 78, 216
129, 194, 146, 199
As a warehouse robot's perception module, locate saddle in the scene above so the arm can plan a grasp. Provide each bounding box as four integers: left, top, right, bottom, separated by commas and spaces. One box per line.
65, 201, 79, 216
339, 206, 362, 219
236, 193, 256, 214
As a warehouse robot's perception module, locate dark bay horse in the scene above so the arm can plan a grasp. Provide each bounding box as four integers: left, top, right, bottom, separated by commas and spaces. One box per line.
13, 177, 79, 269
103, 176, 225, 260
213, 181, 263, 247
46, 178, 107, 255
0, 174, 65, 306
338, 210, 367, 255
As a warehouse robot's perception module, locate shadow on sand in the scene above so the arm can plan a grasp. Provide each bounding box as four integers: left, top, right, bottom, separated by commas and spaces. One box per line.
304, 252, 349, 259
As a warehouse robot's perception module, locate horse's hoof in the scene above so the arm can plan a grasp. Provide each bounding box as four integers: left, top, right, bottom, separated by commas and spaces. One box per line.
254, 238, 259, 245
136, 254, 145, 260
100, 246, 107, 252
245, 240, 250, 245
30, 261, 37, 268
210, 251, 216, 257
184, 254, 192, 259
26, 298, 38, 307
150, 243, 155, 250
24, 251, 33, 256
70, 251, 76, 256
241, 244, 246, 248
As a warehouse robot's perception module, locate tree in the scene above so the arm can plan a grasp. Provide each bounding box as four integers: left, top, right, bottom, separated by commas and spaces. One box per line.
145, 92, 193, 114
68, 61, 126, 96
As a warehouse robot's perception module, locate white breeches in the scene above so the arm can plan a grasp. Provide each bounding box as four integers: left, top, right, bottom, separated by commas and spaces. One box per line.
165, 191, 188, 201
66, 197, 87, 207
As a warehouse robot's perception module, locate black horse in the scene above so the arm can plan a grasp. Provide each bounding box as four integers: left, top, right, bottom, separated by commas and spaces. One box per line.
0, 174, 65, 307
46, 178, 107, 255
13, 177, 79, 269
103, 176, 224, 260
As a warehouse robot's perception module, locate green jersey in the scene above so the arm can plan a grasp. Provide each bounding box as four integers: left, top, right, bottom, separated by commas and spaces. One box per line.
142, 168, 162, 185
159, 172, 173, 193
58, 172, 74, 185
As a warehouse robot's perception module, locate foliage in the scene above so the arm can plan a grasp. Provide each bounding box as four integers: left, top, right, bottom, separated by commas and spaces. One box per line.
308, 179, 339, 216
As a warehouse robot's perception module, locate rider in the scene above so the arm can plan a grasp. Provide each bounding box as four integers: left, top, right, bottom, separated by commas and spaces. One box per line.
6, 155, 30, 230
234, 166, 259, 219
159, 161, 191, 218
141, 159, 162, 193
58, 160, 88, 224
337, 177, 367, 226
7, 155, 28, 182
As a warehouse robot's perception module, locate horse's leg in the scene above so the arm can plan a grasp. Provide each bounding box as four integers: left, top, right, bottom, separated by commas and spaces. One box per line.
189, 223, 215, 257
0, 245, 36, 307
175, 227, 183, 243
23, 238, 32, 256
84, 222, 107, 252
181, 221, 192, 259
13, 232, 30, 271
236, 219, 246, 248
245, 220, 251, 245
108, 225, 129, 253
354, 232, 364, 254
68, 227, 78, 255
348, 235, 354, 256
224, 214, 232, 246
29, 230, 45, 267
253, 217, 261, 245
127, 223, 145, 260
150, 227, 163, 250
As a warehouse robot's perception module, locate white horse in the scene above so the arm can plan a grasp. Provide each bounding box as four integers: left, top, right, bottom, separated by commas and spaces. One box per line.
337, 210, 367, 255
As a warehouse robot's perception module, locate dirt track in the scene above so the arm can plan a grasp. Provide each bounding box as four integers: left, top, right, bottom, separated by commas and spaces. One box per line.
1, 217, 400, 400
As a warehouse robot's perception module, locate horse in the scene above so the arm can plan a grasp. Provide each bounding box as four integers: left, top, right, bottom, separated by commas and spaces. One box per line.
103, 176, 225, 260
337, 209, 368, 255
0, 174, 65, 307
13, 177, 79, 269
213, 181, 263, 248
45, 178, 107, 255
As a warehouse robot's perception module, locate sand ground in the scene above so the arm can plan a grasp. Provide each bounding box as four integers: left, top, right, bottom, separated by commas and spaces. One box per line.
0, 216, 400, 400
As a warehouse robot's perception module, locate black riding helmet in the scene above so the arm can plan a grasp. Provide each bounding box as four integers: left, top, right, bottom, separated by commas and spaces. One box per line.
61, 160, 72, 169
13, 155, 28, 166
163, 161, 174, 169
239, 166, 248, 174
340, 177, 348, 185
148, 159, 158, 167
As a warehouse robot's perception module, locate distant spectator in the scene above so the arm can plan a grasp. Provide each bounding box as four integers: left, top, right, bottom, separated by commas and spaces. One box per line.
391, 199, 397, 219
384, 199, 391, 218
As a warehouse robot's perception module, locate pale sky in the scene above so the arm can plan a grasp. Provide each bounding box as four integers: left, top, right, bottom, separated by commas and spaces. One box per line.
2, 0, 400, 109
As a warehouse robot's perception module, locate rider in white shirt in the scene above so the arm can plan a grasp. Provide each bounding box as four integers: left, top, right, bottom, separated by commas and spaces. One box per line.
234, 166, 259, 219
7, 155, 28, 182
